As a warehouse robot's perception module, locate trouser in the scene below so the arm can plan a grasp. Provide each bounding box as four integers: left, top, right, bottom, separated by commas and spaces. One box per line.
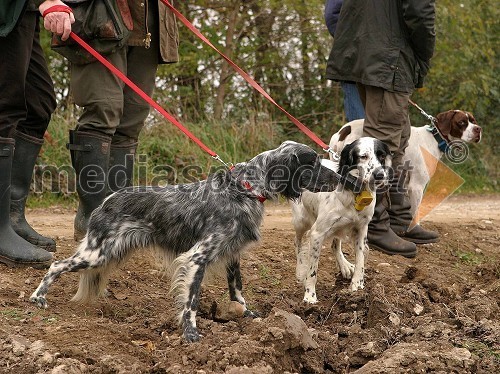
0, 11, 56, 139
70, 6, 160, 147
356, 84, 411, 168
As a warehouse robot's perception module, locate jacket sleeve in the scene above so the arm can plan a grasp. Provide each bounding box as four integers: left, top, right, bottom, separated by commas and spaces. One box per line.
324, 0, 343, 37
401, 0, 436, 72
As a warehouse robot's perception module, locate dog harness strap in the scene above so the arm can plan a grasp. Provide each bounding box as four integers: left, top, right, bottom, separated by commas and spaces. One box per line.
241, 181, 266, 203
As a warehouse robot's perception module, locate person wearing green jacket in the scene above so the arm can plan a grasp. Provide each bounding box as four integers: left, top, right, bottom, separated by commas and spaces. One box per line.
326, 0, 438, 258
66, 1, 180, 241
0, 0, 74, 267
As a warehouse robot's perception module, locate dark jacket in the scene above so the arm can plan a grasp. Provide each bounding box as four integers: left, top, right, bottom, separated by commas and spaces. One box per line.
326, 0, 436, 93
0, 0, 41, 36
324, 0, 343, 37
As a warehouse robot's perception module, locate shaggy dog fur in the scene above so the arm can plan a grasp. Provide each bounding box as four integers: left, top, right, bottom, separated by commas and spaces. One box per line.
31, 141, 339, 342
292, 138, 391, 303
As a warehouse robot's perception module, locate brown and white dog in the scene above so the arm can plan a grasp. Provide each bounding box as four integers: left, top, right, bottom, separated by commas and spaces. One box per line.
329, 110, 482, 219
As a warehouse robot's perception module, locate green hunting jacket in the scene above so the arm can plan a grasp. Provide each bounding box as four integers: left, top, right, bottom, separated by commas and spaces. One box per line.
0, 1, 179, 64
326, 0, 436, 93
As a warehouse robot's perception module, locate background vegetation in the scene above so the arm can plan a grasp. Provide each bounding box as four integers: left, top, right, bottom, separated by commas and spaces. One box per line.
35, 0, 499, 206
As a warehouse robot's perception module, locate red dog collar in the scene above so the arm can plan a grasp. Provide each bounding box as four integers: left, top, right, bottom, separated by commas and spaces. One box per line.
241, 181, 266, 203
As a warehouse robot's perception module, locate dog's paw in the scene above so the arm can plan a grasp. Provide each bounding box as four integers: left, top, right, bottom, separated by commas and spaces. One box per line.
303, 290, 318, 304
350, 278, 364, 292
30, 295, 48, 309
183, 326, 201, 343
339, 261, 355, 279
243, 309, 260, 318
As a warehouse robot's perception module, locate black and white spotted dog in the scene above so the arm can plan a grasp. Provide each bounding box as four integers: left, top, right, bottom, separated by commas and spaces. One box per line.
30, 141, 339, 342
291, 138, 391, 303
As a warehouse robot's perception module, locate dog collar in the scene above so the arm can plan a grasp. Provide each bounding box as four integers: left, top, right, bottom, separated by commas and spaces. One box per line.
240, 181, 267, 203
426, 124, 449, 153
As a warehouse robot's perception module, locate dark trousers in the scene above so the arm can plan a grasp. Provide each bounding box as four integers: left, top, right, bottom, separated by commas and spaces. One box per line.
357, 84, 411, 168
0, 11, 56, 139
70, 4, 159, 146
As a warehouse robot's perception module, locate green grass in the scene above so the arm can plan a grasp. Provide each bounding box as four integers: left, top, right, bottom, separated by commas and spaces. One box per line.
454, 251, 483, 266
460, 340, 500, 363
0, 308, 58, 323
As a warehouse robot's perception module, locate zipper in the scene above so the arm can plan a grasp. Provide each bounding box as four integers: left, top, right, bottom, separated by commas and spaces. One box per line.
144, 1, 151, 48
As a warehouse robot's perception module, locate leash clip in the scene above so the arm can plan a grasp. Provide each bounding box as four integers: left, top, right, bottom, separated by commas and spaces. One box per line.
324, 147, 340, 161
212, 154, 234, 170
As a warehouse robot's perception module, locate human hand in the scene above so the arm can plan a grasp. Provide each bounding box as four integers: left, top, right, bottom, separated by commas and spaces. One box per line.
39, 0, 75, 41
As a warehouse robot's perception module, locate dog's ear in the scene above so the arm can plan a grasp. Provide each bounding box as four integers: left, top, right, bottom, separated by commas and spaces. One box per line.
374, 140, 392, 168
435, 110, 457, 137
292, 149, 317, 168
466, 111, 477, 124
339, 141, 356, 175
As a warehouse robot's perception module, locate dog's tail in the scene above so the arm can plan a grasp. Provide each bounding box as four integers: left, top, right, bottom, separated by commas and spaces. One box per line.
169, 243, 206, 325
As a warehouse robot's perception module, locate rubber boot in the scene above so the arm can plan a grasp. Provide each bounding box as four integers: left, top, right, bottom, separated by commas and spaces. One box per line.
367, 192, 417, 258
0, 138, 52, 268
10, 131, 56, 252
108, 142, 137, 195
68, 130, 110, 241
388, 169, 439, 244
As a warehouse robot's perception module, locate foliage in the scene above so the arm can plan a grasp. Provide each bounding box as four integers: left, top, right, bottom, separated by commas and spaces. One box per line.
35, 0, 498, 205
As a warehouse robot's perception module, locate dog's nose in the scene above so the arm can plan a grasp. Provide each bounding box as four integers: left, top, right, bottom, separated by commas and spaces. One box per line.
373, 168, 387, 181
473, 126, 482, 134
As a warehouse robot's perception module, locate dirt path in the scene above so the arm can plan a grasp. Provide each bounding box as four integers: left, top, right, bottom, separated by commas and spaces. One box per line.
1, 195, 499, 373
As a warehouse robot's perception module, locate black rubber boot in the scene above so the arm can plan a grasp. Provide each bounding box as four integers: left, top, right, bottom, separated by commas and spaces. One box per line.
388, 169, 439, 244
367, 192, 417, 258
10, 131, 56, 252
68, 130, 110, 241
0, 138, 52, 268
108, 142, 137, 195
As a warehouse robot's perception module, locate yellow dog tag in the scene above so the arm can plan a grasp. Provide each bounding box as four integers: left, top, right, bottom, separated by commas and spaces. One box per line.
354, 190, 374, 211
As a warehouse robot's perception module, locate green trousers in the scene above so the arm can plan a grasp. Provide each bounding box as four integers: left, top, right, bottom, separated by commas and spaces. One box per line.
70, 37, 159, 146
357, 84, 411, 168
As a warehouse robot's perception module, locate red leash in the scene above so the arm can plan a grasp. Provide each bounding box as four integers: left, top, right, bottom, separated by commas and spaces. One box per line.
68, 32, 232, 167
159, 0, 335, 156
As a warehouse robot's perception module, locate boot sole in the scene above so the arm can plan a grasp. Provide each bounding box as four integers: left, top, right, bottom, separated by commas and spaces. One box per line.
0, 255, 52, 270
368, 243, 417, 259
401, 237, 440, 245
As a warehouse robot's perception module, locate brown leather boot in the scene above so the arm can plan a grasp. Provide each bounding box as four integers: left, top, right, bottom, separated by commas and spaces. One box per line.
388, 168, 439, 244
368, 192, 417, 258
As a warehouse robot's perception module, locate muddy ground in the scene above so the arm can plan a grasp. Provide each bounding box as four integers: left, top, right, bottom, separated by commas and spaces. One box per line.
1, 195, 499, 373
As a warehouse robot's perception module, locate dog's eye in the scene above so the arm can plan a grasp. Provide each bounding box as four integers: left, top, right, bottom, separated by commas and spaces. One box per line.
458, 121, 466, 127
360, 154, 369, 160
